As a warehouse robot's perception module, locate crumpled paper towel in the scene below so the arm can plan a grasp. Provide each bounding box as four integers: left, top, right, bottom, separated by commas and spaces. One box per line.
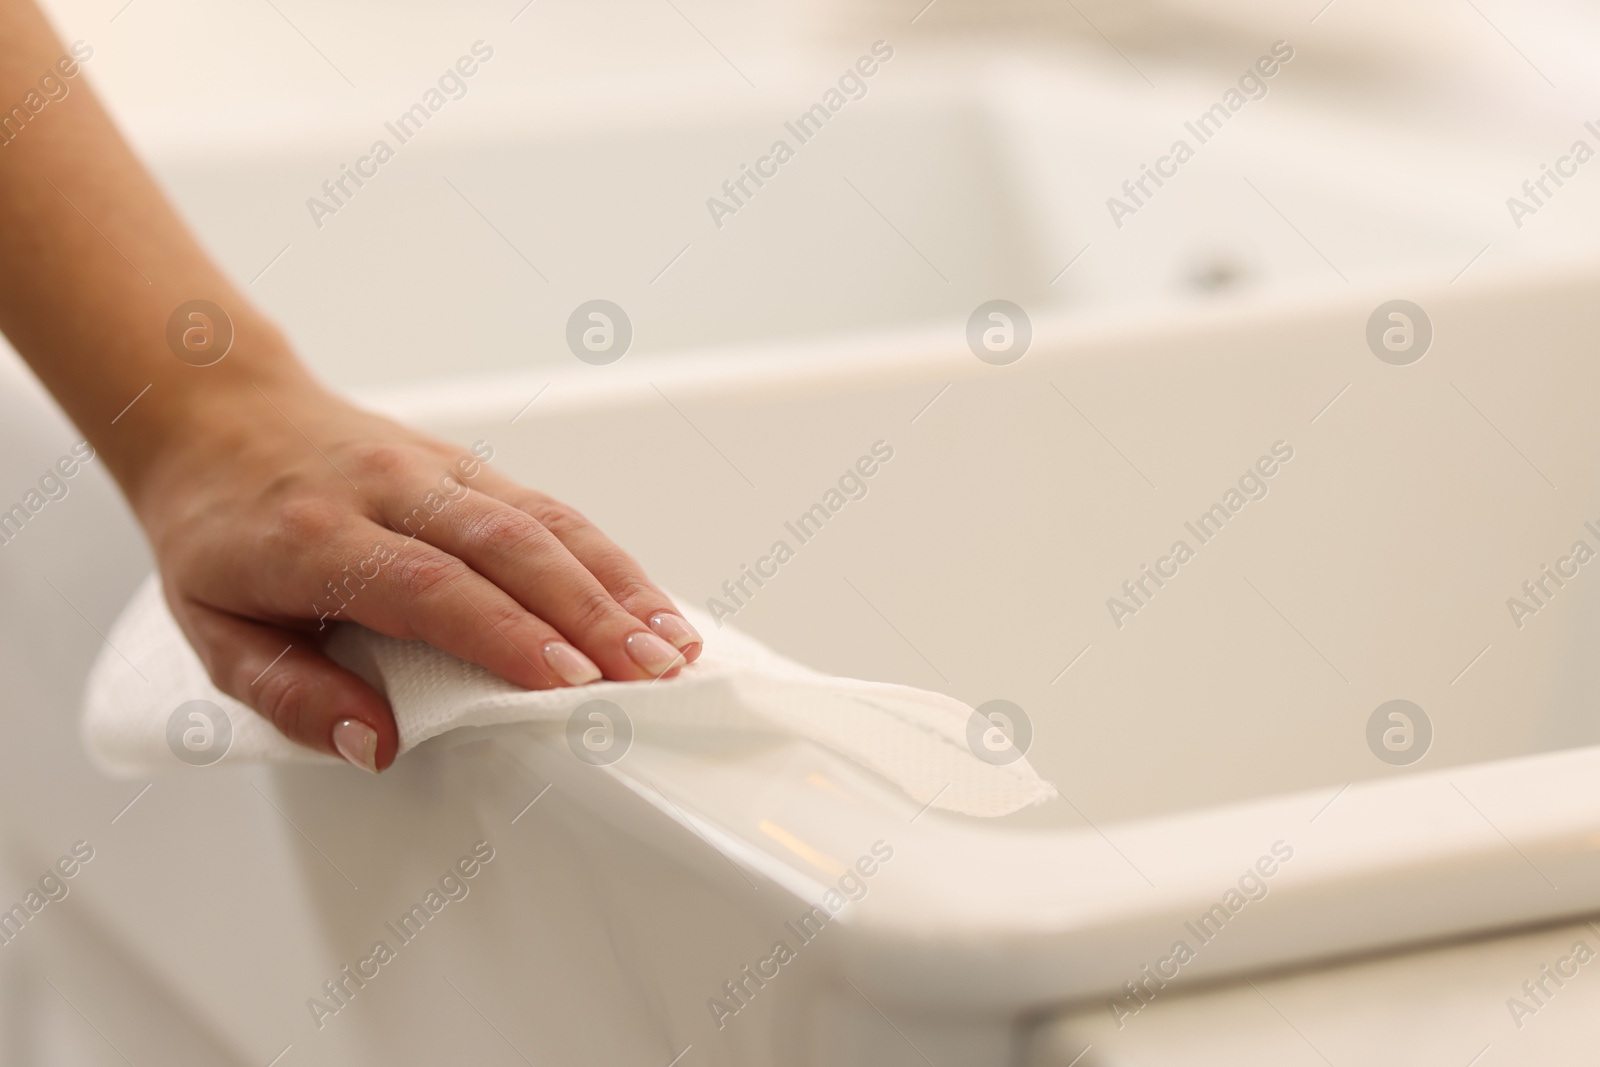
82, 575, 1053, 817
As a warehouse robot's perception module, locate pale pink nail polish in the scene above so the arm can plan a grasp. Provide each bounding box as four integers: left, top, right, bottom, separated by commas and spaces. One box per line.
625, 630, 685, 676
332, 719, 378, 774
544, 641, 601, 686
648, 612, 702, 651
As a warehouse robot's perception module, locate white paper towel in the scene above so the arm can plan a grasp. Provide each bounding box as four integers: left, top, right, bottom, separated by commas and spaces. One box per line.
82, 575, 1054, 817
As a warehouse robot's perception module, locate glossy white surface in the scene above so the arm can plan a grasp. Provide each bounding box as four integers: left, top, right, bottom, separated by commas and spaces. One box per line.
8, 2, 1600, 1062
11, 258, 1600, 1064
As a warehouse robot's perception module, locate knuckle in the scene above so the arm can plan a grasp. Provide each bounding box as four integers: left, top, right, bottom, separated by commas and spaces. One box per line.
566, 585, 625, 635
526, 500, 589, 539
481, 601, 535, 639
274, 497, 342, 545
390, 551, 467, 604
467, 509, 550, 558
255, 671, 316, 742
607, 575, 658, 613
347, 442, 411, 480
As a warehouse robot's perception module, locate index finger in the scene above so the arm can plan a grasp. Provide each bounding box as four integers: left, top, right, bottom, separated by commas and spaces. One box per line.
475, 475, 703, 662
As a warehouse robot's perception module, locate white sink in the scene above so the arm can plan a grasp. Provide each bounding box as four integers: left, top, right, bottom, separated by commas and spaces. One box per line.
5, 18, 1595, 1062
14, 254, 1600, 1064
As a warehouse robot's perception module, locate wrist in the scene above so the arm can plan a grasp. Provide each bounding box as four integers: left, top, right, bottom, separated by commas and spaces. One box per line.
110, 318, 325, 517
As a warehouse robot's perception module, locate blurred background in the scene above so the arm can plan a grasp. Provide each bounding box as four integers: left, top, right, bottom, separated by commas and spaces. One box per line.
37, 0, 1600, 392
7, 1, 1600, 1064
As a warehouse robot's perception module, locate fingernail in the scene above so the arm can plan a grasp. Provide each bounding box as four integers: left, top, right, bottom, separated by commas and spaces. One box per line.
543, 641, 601, 686
648, 612, 702, 652
332, 719, 379, 774
625, 630, 685, 676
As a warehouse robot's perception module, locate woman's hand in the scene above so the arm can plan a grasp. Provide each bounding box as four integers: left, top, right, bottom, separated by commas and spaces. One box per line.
126, 366, 701, 773
0, 0, 704, 772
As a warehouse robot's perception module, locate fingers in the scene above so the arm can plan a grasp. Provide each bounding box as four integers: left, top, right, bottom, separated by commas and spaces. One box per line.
178, 599, 398, 772
474, 471, 703, 663
323, 527, 605, 692
379, 483, 688, 682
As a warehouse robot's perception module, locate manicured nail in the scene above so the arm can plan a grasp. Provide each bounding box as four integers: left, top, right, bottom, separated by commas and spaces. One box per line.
625, 630, 685, 676
543, 641, 601, 686
648, 612, 702, 652
332, 719, 379, 774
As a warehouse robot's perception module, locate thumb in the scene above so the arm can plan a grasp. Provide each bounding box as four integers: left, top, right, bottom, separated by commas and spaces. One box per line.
179, 600, 399, 772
